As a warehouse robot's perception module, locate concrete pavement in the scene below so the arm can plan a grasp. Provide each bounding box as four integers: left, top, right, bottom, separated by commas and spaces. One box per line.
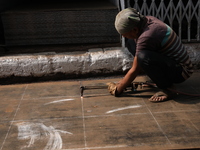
0, 72, 199, 150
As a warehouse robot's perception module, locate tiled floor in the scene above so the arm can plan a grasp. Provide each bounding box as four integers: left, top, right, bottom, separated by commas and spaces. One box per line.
0, 73, 199, 150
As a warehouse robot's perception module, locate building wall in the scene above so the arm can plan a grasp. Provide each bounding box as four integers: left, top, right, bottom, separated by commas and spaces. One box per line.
0, 0, 120, 46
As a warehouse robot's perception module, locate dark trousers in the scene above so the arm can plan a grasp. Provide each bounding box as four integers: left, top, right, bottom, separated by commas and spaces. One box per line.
126, 39, 185, 89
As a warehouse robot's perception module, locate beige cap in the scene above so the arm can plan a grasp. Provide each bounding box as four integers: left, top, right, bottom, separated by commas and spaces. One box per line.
115, 8, 141, 34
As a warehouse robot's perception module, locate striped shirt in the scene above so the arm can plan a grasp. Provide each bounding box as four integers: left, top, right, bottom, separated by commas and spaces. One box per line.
136, 16, 193, 79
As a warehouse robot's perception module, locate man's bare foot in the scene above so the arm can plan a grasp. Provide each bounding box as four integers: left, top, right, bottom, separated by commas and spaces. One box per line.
149, 90, 177, 102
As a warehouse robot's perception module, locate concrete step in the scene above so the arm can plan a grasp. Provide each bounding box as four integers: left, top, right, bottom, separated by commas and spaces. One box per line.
0, 44, 199, 84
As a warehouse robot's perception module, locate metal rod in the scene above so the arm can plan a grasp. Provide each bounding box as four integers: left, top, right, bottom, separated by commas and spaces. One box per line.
80, 85, 108, 97
81, 86, 108, 90
80, 82, 147, 97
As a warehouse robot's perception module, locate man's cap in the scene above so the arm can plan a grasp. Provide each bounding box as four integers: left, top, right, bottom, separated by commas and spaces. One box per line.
115, 8, 141, 34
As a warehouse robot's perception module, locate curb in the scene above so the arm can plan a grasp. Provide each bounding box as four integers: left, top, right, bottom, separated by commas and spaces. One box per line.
0, 47, 133, 84
185, 43, 200, 69
0, 44, 199, 84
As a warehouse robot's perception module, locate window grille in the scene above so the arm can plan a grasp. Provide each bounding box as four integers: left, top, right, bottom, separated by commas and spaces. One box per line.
124, 0, 200, 43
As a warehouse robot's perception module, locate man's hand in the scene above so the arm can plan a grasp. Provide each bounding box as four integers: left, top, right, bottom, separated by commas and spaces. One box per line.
107, 82, 121, 96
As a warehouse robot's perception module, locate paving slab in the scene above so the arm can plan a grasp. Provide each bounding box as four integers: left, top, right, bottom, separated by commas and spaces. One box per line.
0, 73, 199, 150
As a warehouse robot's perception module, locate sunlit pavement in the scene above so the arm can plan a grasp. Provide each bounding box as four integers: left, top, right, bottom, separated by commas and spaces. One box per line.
0, 73, 199, 150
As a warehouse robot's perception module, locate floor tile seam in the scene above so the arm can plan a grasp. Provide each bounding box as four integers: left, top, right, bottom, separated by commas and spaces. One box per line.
22, 95, 80, 100
61, 144, 128, 150
21, 94, 111, 101
181, 118, 200, 133
142, 99, 172, 145
188, 119, 200, 132
8, 112, 150, 123
5, 108, 200, 124
173, 110, 200, 132
80, 80, 87, 148
0, 84, 29, 150
4, 108, 199, 124
152, 109, 200, 114
81, 97, 88, 148
60, 145, 200, 150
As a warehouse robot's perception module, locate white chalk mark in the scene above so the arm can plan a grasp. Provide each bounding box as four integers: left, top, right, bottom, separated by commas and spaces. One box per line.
44, 99, 74, 105
16, 122, 72, 150
81, 96, 88, 148
106, 105, 142, 114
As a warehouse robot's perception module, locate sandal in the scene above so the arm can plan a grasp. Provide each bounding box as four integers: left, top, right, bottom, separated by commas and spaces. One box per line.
149, 89, 177, 102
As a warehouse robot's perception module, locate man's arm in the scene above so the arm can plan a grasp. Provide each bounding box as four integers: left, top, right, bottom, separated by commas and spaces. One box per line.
117, 56, 141, 94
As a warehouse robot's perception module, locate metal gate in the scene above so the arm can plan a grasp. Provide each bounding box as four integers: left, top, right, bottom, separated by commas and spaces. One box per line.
121, 0, 200, 42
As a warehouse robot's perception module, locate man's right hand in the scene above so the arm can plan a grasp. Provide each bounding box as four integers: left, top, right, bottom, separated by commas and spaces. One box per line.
107, 82, 121, 97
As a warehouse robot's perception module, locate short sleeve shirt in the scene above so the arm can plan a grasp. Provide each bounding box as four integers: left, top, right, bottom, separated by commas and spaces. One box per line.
136, 16, 193, 79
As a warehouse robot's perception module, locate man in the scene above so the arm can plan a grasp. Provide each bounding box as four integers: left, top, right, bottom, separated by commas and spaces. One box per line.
107, 8, 193, 102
